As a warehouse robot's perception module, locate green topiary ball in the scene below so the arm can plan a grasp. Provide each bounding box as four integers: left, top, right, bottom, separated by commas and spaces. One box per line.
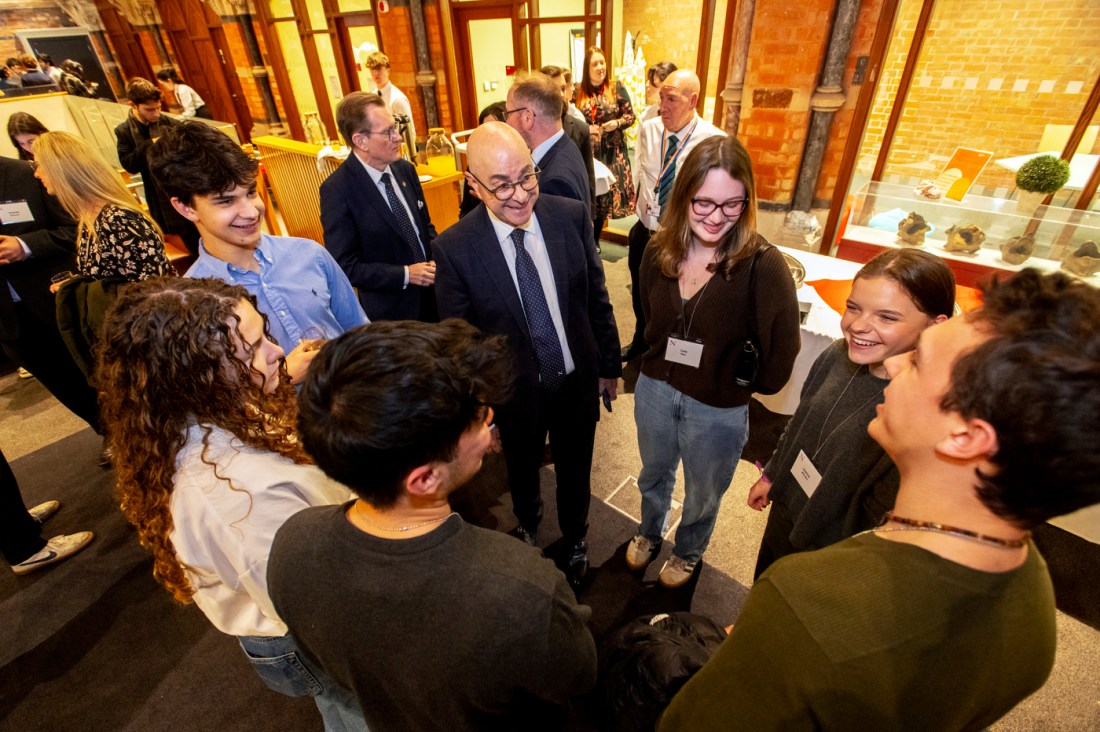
1016, 154, 1071, 194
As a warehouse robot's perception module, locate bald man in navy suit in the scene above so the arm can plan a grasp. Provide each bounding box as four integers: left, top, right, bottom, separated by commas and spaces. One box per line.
433, 122, 620, 591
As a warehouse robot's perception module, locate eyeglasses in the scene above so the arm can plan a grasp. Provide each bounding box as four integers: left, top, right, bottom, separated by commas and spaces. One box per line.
469, 168, 541, 201
691, 198, 748, 217
362, 126, 402, 140
503, 107, 529, 119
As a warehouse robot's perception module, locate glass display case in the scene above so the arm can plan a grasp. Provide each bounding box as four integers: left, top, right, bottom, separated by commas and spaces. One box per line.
838, 181, 1100, 287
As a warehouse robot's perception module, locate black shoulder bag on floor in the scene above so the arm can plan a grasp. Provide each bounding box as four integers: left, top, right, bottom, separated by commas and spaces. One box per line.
734, 245, 769, 388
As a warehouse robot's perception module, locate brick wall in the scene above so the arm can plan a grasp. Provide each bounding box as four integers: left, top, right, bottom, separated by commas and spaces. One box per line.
621, 0, 702, 78
737, 0, 834, 204
0, 8, 77, 60
862, 0, 1100, 196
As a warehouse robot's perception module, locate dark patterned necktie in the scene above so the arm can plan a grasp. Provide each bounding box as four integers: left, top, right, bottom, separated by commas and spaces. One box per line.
657, 134, 680, 210
511, 228, 566, 391
381, 172, 425, 263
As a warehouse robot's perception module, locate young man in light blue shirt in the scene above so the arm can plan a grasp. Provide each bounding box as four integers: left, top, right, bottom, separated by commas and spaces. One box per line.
149, 121, 368, 382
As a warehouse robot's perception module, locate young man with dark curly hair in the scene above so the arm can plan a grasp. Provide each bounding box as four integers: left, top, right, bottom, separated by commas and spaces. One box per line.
660, 269, 1100, 731
149, 120, 367, 384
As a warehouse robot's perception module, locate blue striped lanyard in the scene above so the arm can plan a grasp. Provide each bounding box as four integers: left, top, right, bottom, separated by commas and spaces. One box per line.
654, 119, 699, 194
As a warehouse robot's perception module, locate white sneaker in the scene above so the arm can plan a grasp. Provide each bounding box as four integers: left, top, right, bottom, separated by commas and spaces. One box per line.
625, 534, 660, 570
28, 499, 61, 524
658, 555, 698, 588
12, 532, 94, 576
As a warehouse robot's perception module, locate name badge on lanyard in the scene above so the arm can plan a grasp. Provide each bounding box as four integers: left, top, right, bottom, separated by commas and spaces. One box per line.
791, 449, 823, 497
664, 336, 704, 368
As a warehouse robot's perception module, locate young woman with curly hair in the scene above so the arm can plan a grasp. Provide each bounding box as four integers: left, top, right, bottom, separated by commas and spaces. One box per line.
97, 277, 366, 730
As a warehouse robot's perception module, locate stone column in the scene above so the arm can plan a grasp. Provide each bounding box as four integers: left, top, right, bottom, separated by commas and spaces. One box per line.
787, 0, 859, 229
407, 0, 439, 130
719, 0, 756, 137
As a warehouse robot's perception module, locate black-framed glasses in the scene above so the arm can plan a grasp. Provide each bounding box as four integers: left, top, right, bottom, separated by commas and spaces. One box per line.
503, 107, 529, 119
691, 198, 748, 217
469, 167, 541, 201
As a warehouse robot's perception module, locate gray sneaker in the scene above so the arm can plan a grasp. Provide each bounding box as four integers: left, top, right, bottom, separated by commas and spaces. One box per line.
625, 534, 661, 571
658, 555, 698, 588
12, 532, 94, 576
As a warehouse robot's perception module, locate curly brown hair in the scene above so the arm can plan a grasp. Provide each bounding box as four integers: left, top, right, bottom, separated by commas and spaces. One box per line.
97, 277, 308, 603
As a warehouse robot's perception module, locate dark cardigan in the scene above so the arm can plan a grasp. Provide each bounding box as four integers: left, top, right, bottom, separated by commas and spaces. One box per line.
638, 237, 801, 408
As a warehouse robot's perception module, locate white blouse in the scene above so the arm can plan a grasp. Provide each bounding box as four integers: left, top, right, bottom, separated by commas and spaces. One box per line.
169, 423, 353, 636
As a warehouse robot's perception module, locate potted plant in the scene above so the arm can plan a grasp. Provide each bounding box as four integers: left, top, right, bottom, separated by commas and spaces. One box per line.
1015, 154, 1070, 214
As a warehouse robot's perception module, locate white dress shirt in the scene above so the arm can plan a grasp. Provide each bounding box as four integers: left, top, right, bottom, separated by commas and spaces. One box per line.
633, 114, 726, 230
531, 128, 566, 166
376, 82, 417, 143
357, 156, 425, 288
485, 208, 576, 375
169, 424, 355, 637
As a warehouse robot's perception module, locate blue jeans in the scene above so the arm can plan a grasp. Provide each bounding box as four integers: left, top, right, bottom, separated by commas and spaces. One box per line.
634, 374, 750, 564
237, 634, 369, 732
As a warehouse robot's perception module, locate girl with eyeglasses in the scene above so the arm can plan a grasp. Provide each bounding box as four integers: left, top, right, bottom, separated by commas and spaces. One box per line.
625, 135, 801, 587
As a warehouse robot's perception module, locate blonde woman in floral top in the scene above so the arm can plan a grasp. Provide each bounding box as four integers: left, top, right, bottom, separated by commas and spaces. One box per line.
574, 46, 636, 231
33, 131, 171, 284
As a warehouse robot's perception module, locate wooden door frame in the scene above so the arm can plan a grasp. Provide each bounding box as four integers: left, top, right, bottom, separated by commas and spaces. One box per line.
452, 2, 517, 130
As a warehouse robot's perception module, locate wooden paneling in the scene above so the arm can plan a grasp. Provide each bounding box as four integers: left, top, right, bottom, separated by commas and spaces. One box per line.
94, 1, 155, 83
156, 0, 254, 139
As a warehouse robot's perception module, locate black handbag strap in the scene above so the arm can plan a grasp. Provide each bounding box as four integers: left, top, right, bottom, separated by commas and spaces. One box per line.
744, 244, 769, 345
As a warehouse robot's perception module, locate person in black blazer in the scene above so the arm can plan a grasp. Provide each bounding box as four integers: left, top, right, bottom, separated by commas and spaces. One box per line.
114, 77, 200, 257
432, 122, 621, 590
507, 73, 591, 217
542, 65, 597, 210
0, 156, 100, 431
322, 92, 438, 322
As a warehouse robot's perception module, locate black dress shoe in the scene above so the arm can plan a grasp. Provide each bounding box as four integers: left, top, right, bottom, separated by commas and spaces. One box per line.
621, 342, 646, 362
565, 539, 589, 591
507, 525, 537, 547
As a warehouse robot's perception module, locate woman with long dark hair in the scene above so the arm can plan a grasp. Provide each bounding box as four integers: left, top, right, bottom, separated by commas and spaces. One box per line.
98, 277, 366, 730
7, 111, 48, 161
626, 135, 801, 588
155, 68, 212, 119
748, 248, 955, 577
574, 46, 635, 236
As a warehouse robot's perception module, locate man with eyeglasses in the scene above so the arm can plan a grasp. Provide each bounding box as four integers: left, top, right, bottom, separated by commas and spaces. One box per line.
505, 73, 591, 217
433, 122, 621, 593
321, 92, 438, 322
623, 70, 725, 362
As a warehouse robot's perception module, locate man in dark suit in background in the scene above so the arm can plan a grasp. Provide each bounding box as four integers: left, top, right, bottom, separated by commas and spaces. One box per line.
506, 73, 591, 216
541, 65, 596, 211
321, 92, 438, 322
114, 77, 200, 257
433, 122, 621, 591
0, 156, 100, 433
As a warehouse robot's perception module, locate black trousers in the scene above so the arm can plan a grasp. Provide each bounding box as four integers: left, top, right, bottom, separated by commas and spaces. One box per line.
753, 498, 797, 580
627, 221, 654, 349
496, 371, 599, 545
0, 447, 45, 565
2, 301, 101, 432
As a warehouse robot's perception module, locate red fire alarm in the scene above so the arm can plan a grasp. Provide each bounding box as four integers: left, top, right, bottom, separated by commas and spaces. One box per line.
378, 0, 389, 12
505, 65, 516, 76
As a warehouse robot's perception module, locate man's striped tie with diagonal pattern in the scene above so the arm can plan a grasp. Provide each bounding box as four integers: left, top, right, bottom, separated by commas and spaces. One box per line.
656, 134, 680, 216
